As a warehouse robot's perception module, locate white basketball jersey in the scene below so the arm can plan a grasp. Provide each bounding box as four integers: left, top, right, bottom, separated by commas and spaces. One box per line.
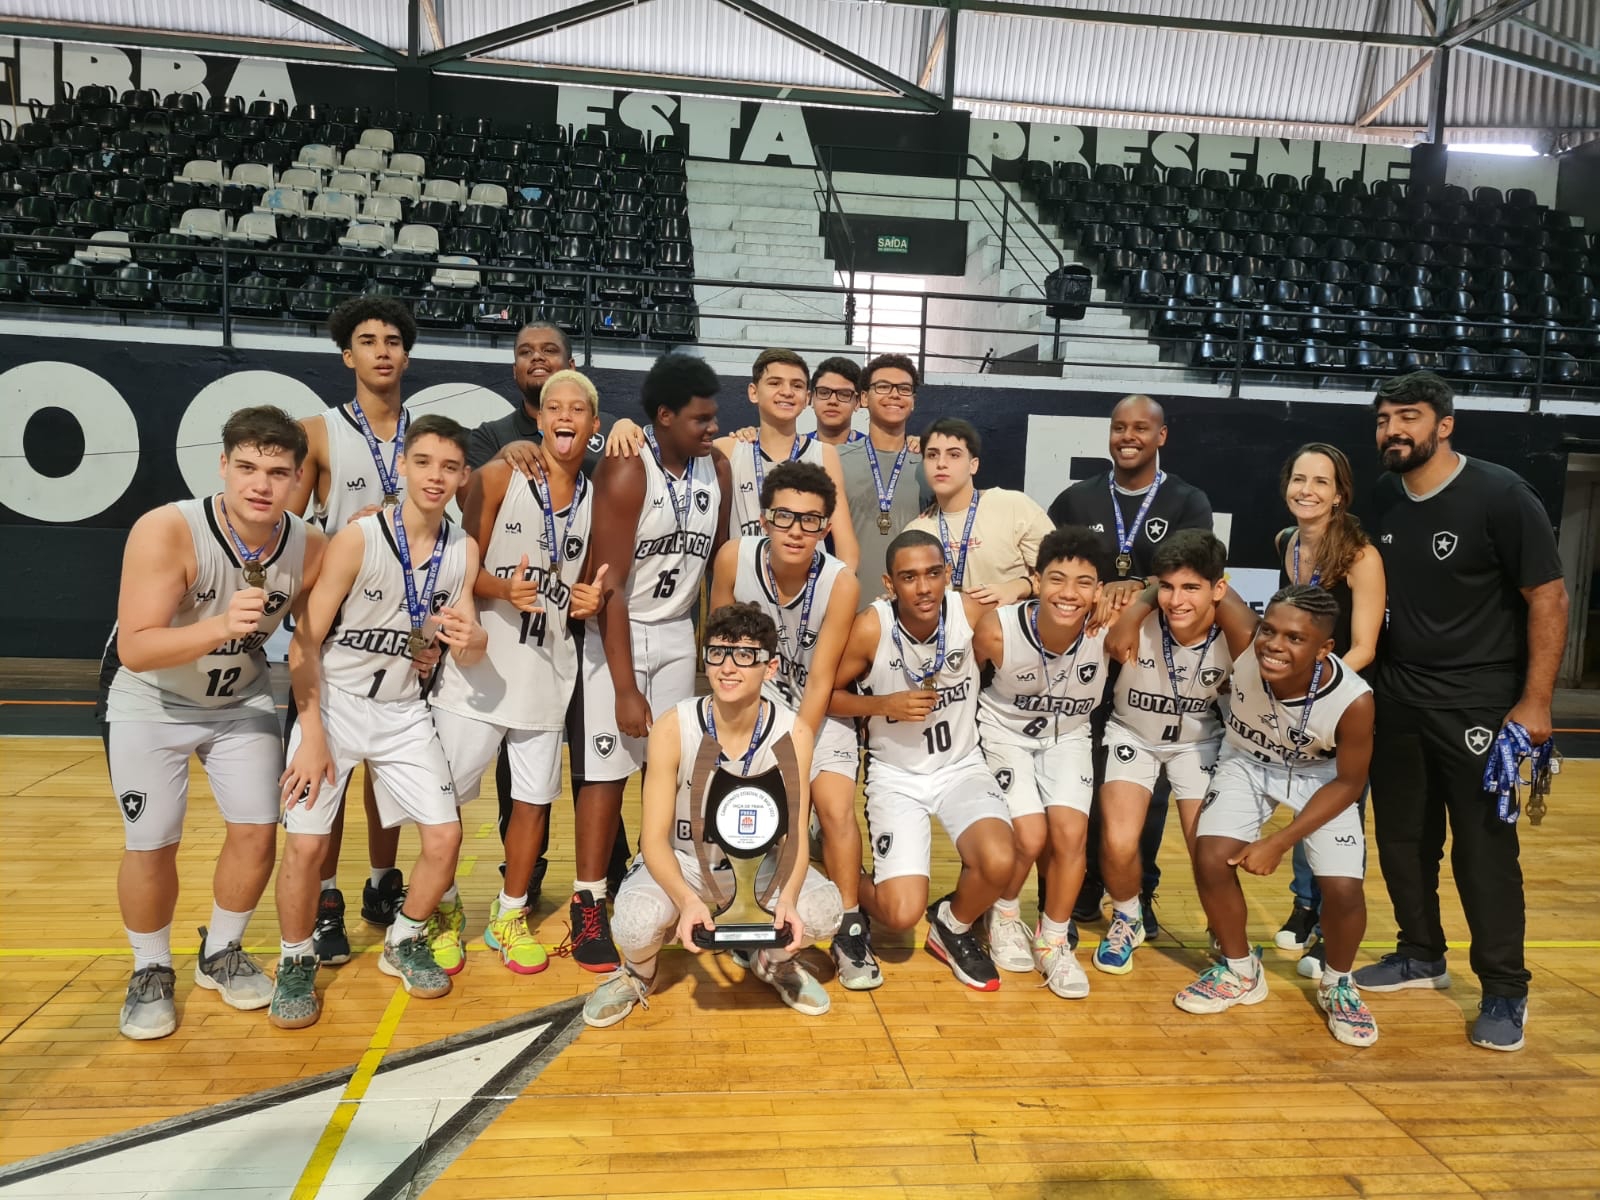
671, 696, 797, 859
315, 402, 407, 529
1111, 610, 1234, 748
628, 448, 719, 624
731, 537, 849, 712
978, 601, 1106, 747
103, 497, 306, 723
321, 512, 469, 703
431, 474, 592, 731
1222, 645, 1371, 767
860, 594, 980, 774
728, 435, 826, 537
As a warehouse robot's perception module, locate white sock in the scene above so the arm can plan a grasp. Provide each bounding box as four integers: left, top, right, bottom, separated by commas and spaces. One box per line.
127, 924, 173, 971
498, 891, 527, 913
1040, 915, 1073, 943
574, 877, 607, 902
320, 876, 338, 893
204, 905, 253, 957
1322, 966, 1352, 989
370, 867, 391, 890
994, 896, 1021, 919
1110, 894, 1141, 923
387, 911, 428, 946
280, 937, 314, 960
441, 884, 460, 905
1226, 954, 1258, 980
937, 900, 971, 935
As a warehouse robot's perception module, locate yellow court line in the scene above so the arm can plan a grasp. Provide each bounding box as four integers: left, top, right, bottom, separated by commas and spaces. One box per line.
290, 984, 410, 1200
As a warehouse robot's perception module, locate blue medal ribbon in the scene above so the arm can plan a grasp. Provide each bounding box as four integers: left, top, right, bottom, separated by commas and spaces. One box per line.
391, 509, 447, 651
1159, 614, 1221, 743
1292, 532, 1323, 588
704, 696, 770, 776
937, 489, 982, 591
891, 601, 947, 688
760, 540, 822, 702
751, 434, 810, 502
1262, 658, 1325, 764
644, 427, 694, 530
1110, 470, 1165, 570
349, 402, 407, 503
845, 429, 865, 444
217, 496, 280, 585
864, 438, 910, 528
532, 469, 586, 599
1482, 723, 1557, 824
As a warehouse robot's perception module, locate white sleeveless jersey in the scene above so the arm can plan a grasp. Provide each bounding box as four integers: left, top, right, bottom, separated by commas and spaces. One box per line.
731, 537, 849, 712
1222, 646, 1371, 767
671, 696, 798, 859
431, 474, 592, 731
321, 512, 469, 703
1111, 610, 1234, 748
628, 449, 719, 624
102, 497, 306, 723
728, 435, 827, 537
314, 402, 407, 529
860, 594, 980, 774
978, 602, 1106, 747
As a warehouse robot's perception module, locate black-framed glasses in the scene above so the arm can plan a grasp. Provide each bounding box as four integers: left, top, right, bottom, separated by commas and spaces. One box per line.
703, 644, 774, 667
869, 380, 915, 397
764, 507, 827, 533
812, 386, 858, 403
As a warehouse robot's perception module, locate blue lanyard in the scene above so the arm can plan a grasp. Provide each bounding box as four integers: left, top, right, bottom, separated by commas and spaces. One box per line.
1110, 470, 1165, 560
1263, 658, 1325, 762
391, 509, 447, 640
704, 697, 769, 775
217, 496, 279, 583
845, 430, 865, 444
1028, 600, 1087, 705
349, 402, 406, 503
937, 489, 982, 590
1292, 532, 1322, 588
760, 540, 822, 689
864, 437, 910, 524
891, 602, 947, 688
644, 427, 693, 530
1483, 723, 1557, 824
1159, 614, 1221, 736
532, 469, 586, 593
751, 434, 809, 501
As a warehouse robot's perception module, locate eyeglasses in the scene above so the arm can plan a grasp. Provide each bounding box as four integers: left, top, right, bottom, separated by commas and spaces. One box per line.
764, 507, 827, 533
703, 644, 774, 667
869, 381, 915, 398
812, 386, 858, 403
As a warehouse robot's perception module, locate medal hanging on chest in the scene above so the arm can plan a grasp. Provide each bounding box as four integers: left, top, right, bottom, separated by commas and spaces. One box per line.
392, 509, 447, 660
866, 438, 909, 536
1109, 470, 1165, 578
218, 496, 279, 593
350, 402, 407, 507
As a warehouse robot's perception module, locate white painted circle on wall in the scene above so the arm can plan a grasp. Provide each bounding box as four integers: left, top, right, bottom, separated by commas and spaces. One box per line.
0, 362, 139, 522
407, 383, 515, 430
177, 371, 328, 497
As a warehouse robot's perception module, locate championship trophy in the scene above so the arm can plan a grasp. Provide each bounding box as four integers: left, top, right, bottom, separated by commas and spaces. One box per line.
687, 730, 804, 950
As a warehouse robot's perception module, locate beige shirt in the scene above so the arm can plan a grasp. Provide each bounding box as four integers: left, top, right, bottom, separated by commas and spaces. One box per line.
907, 487, 1053, 591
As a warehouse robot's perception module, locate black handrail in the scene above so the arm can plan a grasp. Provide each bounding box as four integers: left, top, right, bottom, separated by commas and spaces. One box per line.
810, 158, 857, 344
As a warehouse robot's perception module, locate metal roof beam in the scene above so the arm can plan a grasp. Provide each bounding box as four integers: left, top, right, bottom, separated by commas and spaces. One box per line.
255, 0, 405, 64
1507, 15, 1600, 66
420, 0, 656, 68
1458, 38, 1600, 91
1413, 0, 1437, 35
710, 0, 947, 110
1437, 0, 1537, 50
1356, 52, 1435, 126
0, 17, 395, 66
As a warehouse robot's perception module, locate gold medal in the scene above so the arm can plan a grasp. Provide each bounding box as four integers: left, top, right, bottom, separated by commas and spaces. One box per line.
406, 629, 431, 657
1115, 552, 1133, 576
877, 512, 892, 534
383, 491, 400, 506
242, 562, 267, 589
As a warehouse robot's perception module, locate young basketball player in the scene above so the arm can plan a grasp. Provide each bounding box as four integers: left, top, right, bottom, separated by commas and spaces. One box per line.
973, 527, 1109, 998
709, 462, 869, 987
1095, 529, 1233, 976
103, 407, 325, 1040
1173, 585, 1378, 1048
286, 297, 420, 962
582, 603, 843, 1027
566, 354, 732, 971
809, 356, 863, 446
830, 530, 1016, 991
271, 415, 485, 1029
430, 371, 606, 976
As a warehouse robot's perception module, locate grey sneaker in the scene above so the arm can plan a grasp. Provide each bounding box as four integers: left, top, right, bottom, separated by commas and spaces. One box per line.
1352, 952, 1451, 992
193, 927, 273, 1011
984, 907, 1037, 973
582, 966, 652, 1028
268, 956, 321, 1030
830, 913, 882, 991
1470, 995, 1528, 1052
378, 934, 452, 999
119, 965, 177, 1040
753, 951, 831, 1016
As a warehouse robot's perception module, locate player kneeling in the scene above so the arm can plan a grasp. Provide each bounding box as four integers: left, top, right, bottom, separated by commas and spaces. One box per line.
1170, 585, 1378, 1048
582, 604, 842, 1028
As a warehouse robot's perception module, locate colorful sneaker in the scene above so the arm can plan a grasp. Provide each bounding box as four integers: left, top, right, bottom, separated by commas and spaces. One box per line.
119, 965, 177, 1040
830, 912, 882, 991
1470, 995, 1528, 1052
582, 966, 651, 1028
1297, 930, 1327, 980
924, 895, 1000, 992
1275, 904, 1319, 950
1352, 952, 1450, 992
1092, 910, 1145, 975
1175, 959, 1268, 1014
429, 896, 467, 976
984, 907, 1037, 973
193, 927, 273, 1010
313, 889, 351, 966
1318, 975, 1379, 1047
1034, 928, 1090, 1000
362, 868, 406, 926
565, 890, 621, 973
753, 951, 831, 1016
379, 934, 452, 999
486, 899, 548, 975
268, 956, 321, 1030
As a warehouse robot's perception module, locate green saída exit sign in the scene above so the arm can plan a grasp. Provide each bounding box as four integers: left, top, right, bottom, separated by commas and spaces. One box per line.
876, 234, 909, 254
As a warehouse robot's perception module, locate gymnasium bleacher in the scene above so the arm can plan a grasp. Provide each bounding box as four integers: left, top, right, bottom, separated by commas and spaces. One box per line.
0, 85, 698, 343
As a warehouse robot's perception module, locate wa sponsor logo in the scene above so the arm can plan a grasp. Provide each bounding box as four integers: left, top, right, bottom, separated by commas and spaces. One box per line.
504, 521, 523, 533
194, 587, 217, 603
363, 587, 384, 601
346, 477, 368, 490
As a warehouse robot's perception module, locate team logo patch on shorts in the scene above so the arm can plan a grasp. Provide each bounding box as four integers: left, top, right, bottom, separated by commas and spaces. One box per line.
874, 833, 893, 857
1464, 725, 1494, 755
1113, 744, 1137, 764
994, 768, 1013, 792
1077, 662, 1098, 685
565, 535, 585, 561
1198, 667, 1225, 688
1200, 789, 1218, 812
119, 790, 146, 822
593, 733, 617, 759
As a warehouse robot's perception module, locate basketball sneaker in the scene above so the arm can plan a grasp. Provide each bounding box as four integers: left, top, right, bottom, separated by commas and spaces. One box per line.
924, 895, 1000, 992
984, 906, 1037, 973
313, 888, 351, 966
1034, 927, 1090, 1000
362, 868, 406, 926
429, 896, 467, 976
1470, 996, 1528, 1052
268, 956, 321, 1030
1318, 975, 1379, 1047
1174, 959, 1268, 1014
830, 911, 882, 991
752, 951, 831, 1016
1140, 889, 1161, 940
1296, 930, 1326, 979
485, 899, 548, 975
119, 965, 177, 1040
582, 966, 652, 1028
1092, 910, 1145, 975
1352, 952, 1450, 992
1274, 904, 1318, 951
566, 890, 621, 973
379, 934, 452, 999
194, 928, 273, 1010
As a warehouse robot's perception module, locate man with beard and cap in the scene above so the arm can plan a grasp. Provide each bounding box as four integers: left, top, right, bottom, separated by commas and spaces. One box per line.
1356, 372, 1567, 1053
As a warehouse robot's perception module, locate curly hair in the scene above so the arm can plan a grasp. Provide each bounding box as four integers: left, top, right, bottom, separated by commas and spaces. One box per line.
641, 352, 720, 421
759, 461, 836, 517
704, 602, 779, 654
328, 296, 417, 352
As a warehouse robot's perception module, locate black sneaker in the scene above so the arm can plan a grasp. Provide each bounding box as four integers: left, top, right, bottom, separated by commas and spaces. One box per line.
924, 894, 1000, 992
361, 868, 406, 926
566, 890, 621, 973
313, 888, 351, 965
1140, 890, 1161, 940
1072, 886, 1105, 925
1297, 930, 1327, 980
830, 911, 883, 991
1067, 918, 1080, 952
1275, 904, 1319, 951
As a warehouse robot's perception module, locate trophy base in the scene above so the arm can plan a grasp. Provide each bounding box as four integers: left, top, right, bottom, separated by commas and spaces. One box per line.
691, 924, 789, 951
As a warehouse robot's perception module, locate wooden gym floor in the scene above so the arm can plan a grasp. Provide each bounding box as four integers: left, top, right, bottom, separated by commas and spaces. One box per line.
1, 699, 1597, 1196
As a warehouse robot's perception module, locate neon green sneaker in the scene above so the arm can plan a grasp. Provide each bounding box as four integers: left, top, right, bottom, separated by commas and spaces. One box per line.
429, 896, 467, 976
486, 899, 548, 975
